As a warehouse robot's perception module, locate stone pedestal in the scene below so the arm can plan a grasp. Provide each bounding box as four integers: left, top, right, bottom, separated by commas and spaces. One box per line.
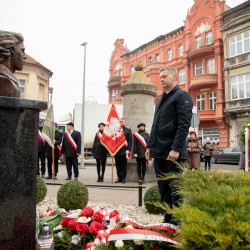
126, 159, 156, 183
0, 97, 47, 250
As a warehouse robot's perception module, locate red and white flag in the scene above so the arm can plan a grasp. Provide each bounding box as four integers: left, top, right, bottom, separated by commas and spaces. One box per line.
101, 104, 126, 156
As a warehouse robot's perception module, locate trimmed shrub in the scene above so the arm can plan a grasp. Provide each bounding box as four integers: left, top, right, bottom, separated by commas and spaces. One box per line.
143, 185, 165, 214
57, 181, 88, 211
36, 177, 47, 204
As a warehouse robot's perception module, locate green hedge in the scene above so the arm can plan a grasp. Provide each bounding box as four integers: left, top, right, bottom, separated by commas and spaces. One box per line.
36, 177, 47, 204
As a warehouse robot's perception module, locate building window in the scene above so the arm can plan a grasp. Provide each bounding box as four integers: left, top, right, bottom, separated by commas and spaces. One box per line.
195, 62, 202, 76
178, 68, 185, 84
178, 44, 184, 56
155, 54, 160, 62
207, 58, 215, 74
195, 35, 202, 49
19, 79, 25, 98
229, 30, 250, 57
196, 94, 205, 110
231, 73, 250, 100
148, 56, 153, 64
112, 89, 118, 100
167, 49, 172, 61
131, 65, 134, 74
206, 31, 213, 45
209, 92, 216, 110
38, 83, 45, 101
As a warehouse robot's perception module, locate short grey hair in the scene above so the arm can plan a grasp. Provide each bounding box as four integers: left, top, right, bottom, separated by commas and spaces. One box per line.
0, 31, 24, 63
159, 67, 177, 75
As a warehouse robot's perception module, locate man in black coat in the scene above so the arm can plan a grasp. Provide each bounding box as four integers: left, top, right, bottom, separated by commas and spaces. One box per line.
146, 67, 193, 225
114, 118, 132, 184
38, 119, 46, 178
45, 123, 63, 180
61, 122, 81, 181
92, 122, 109, 182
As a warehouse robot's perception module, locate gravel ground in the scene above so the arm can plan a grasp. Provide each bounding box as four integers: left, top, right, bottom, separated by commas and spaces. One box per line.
37, 198, 163, 225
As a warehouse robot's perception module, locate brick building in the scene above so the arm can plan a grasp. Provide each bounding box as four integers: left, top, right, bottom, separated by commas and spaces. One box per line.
108, 0, 234, 148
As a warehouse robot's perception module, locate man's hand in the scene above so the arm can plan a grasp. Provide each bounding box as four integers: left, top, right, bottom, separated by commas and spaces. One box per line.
166, 149, 179, 161
145, 148, 150, 160
76, 153, 80, 158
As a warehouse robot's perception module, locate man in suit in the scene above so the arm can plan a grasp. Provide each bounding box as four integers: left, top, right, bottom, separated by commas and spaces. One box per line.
114, 118, 132, 184
146, 67, 193, 225
61, 122, 81, 181
45, 123, 63, 180
38, 119, 46, 178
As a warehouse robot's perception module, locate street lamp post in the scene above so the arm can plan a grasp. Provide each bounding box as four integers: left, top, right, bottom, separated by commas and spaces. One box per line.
80, 42, 87, 169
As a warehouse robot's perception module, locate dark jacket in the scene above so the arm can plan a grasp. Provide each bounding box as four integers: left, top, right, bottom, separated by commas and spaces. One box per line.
133, 131, 149, 158
45, 130, 63, 158
115, 126, 132, 156
92, 132, 108, 159
38, 127, 45, 153
147, 85, 193, 160
61, 130, 81, 157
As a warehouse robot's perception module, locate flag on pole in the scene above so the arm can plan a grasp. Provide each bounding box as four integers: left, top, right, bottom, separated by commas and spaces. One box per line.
101, 104, 126, 156
42, 102, 55, 149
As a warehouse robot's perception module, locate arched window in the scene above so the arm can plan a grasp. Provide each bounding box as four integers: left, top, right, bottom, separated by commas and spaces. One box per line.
167, 49, 172, 61
155, 54, 160, 62
148, 56, 153, 64
178, 44, 183, 57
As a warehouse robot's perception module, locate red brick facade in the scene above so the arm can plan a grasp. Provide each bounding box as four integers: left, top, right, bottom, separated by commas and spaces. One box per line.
108, 0, 229, 147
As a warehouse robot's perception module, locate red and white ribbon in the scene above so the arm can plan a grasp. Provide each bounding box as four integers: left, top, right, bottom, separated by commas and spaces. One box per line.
125, 141, 131, 159
97, 132, 102, 140
55, 145, 62, 157
133, 132, 147, 150
38, 130, 45, 145
65, 132, 77, 152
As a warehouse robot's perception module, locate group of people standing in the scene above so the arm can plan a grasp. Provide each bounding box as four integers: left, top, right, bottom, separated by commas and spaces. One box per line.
92, 118, 150, 184
37, 121, 82, 181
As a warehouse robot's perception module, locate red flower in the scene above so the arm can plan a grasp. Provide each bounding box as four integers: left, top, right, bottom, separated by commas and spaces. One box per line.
89, 221, 104, 235
109, 210, 119, 220
68, 219, 77, 231
61, 217, 71, 227
76, 223, 89, 234
92, 211, 104, 223
81, 207, 93, 217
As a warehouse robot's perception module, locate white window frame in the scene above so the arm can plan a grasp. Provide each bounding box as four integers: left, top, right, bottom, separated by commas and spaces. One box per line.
231, 73, 250, 100
178, 68, 185, 84
229, 30, 250, 57
209, 92, 216, 110
155, 54, 160, 62
196, 94, 205, 110
19, 79, 25, 98
148, 56, 153, 64
195, 35, 202, 49
207, 58, 215, 74
112, 89, 118, 99
178, 44, 183, 56
195, 62, 203, 76
131, 65, 134, 74
167, 48, 172, 61
206, 31, 213, 45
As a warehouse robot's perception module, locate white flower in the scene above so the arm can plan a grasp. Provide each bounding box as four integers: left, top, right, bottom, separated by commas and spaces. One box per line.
67, 209, 82, 218
71, 234, 81, 245
53, 225, 63, 231
78, 216, 91, 223
134, 239, 144, 245
115, 240, 124, 248
57, 231, 64, 238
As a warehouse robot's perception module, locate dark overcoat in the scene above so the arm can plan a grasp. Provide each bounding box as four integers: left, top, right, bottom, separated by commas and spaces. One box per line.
133, 131, 149, 158
61, 130, 81, 157
147, 85, 193, 160
92, 132, 108, 159
46, 130, 63, 158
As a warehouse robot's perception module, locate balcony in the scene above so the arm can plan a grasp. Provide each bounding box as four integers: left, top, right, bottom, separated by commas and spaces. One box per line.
224, 52, 250, 70
187, 44, 214, 60
189, 74, 217, 89
108, 76, 121, 83
225, 98, 250, 114
197, 110, 216, 121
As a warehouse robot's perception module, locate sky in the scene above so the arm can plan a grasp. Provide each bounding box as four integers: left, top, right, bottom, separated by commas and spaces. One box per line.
0, 0, 242, 120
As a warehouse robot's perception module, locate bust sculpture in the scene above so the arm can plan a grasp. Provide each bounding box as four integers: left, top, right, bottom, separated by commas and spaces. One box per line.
0, 31, 26, 97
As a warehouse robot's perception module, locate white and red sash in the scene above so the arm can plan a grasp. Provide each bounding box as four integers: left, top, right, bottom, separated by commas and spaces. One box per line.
55, 145, 62, 157
133, 132, 147, 150
97, 132, 102, 140
38, 130, 45, 145
65, 132, 77, 152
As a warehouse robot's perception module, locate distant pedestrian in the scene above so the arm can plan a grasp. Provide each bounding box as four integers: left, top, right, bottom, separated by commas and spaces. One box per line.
114, 118, 132, 184
92, 122, 109, 182
61, 122, 81, 181
45, 123, 63, 180
133, 123, 149, 183
186, 131, 201, 170
38, 119, 46, 178
202, 137, 213, 171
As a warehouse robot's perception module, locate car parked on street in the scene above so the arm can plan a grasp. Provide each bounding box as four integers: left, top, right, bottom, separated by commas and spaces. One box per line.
212, 147, 241, 165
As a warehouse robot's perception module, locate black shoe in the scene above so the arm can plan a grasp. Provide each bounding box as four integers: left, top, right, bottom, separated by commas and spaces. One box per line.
97, 177, 101, 182
45, 176, 52, 179
122, 179, 126, 184
114, 179, 121, 183
41, 174, 45, 178
100, 177, 104, 182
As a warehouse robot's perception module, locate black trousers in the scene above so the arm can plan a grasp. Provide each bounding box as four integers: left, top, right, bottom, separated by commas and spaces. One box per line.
96, 157, 107, 178
136, 158, 147, 180
115, 155, 127, 180
154, 158, 183, 223
47, 157, 59, 177
38, 152, 46, 175
66, 157, 79, 177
